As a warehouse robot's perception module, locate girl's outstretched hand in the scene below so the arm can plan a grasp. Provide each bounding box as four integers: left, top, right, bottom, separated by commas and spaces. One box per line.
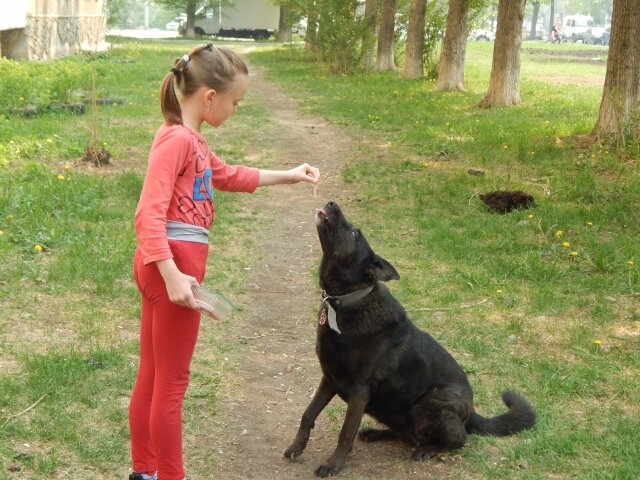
257, 164, 321, 188
291, 163, 320, 185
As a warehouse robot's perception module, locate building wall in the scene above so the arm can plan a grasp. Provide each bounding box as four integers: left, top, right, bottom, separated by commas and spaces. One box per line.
1, 0, 107, 60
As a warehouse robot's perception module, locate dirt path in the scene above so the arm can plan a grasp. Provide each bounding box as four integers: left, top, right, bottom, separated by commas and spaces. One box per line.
195, 71, 455, 480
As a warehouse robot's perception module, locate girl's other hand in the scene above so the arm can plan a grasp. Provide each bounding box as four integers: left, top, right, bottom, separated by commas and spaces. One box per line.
156, 258, 201, 310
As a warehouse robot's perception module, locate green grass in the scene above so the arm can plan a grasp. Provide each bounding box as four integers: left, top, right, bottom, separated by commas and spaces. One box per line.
1, 38, 639, 479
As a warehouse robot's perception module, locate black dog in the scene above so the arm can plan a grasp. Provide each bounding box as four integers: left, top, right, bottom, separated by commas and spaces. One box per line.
284, 201, 535, 477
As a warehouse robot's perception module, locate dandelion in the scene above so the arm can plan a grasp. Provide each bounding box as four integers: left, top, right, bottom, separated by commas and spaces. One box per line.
496, 289, 503, 294
422, 161, 429, 168
570, 251, 578, 256
57, 175, 65, 181
554, 138, 562, 145
0, 230, 3, 236
628, 260, 635, 266
19, 96, 24, 101
34, 244, 43, 253
502, 145, 508, 150
46, 138, 53, 144
555, 230, 564, 237
562, 242, 570, 248
527, 214, 534, 220
593, 339, 602, 345
586, 221, 593, 227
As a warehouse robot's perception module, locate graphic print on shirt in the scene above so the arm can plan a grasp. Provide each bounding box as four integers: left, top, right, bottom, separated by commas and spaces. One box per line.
183, 137, 214, 227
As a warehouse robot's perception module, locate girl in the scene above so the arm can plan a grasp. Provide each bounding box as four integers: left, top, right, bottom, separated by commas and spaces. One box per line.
128, 44, 320, 480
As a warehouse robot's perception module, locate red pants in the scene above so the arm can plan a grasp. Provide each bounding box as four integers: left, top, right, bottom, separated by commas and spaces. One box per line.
129, 240, 208, 480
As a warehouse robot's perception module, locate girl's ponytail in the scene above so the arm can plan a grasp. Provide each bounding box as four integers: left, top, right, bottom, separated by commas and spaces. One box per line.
160, 54, 191, 125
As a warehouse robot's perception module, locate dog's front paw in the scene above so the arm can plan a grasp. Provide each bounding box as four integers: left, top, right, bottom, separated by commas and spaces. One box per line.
314, 463, 339, 477
283, 443, 304, 461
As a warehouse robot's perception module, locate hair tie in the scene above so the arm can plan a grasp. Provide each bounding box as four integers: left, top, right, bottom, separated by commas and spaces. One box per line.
206, 43, 214, 51
170, 67, 180, 75
182, 54, 190, 63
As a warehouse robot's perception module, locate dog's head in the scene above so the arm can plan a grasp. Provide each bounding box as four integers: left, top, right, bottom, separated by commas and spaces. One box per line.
315, 201, 399, 294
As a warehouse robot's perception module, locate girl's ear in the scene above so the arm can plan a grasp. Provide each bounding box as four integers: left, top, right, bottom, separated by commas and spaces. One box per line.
204, 88, 217, 104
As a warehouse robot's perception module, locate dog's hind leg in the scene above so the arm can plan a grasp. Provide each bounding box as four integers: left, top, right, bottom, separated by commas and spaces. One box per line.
284, 376, 336, 461
358, 428, 398, 443
315, 384, 370, 478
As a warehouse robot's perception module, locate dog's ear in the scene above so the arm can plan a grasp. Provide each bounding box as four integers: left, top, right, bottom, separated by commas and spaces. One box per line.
367, 254, 400, 282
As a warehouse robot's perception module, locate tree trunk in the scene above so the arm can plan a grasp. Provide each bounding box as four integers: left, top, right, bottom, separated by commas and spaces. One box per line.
376, 0, 397, 71
403, 0, 427, 79
184, 0, 197, 39
529, 2, 540, 40
276, 3, 292, 42
305, 1, 319, 52
478, 0, 526, 107
360, 0, 378, 70
591, 0, 640, 145
433, 0, 469, 91
548, 0, 555, 41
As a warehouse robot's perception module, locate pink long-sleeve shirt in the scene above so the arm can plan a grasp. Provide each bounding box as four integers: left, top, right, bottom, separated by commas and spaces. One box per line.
134, 124, 260, 265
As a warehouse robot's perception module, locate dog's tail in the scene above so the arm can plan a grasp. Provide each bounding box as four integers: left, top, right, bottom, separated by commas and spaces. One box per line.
466, 391, 535, 436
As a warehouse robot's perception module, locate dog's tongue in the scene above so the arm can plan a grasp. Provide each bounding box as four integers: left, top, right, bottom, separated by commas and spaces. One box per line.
316, 208, 327, 218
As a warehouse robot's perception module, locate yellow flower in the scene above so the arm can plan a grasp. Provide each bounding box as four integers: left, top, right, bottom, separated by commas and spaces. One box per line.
0, 230, 4, 236
562, 242, 570, 248
527, 214, 534, 220
64, 163, 72, 170
593, 339, 602, 345
46, 138, 53, 144
570, 251, 578, 256
554, 138, 562, 145
57, 175, 65, 181
502, 145, 508, 150
34, 244, 43, 252
422, 161, 430, 168
496, 289, 503, 294
628, 260, 635, 266
586, 221, 593, 227
555, 230, 564, 237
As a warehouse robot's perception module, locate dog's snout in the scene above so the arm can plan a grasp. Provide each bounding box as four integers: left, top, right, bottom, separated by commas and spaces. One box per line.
327, 200, 339, 210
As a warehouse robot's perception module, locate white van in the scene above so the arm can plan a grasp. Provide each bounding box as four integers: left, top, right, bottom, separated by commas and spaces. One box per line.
562, 14, 604, 43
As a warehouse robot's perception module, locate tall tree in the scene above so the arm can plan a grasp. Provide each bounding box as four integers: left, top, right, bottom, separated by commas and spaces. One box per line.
276, 1, 292, 42
360, 0, 378, 70
433, 0, 470, 91
478, 0, 526, 107
403, 0, 427, 79
591, 0, 640, 145
528, 1, 540, 39
376, 0, 397, 71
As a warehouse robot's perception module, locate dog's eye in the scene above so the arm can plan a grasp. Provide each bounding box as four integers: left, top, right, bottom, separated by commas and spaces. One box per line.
351, 229, 359, 237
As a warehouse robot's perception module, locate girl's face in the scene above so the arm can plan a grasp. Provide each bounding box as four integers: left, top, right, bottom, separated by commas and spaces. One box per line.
206, 74, 248, 128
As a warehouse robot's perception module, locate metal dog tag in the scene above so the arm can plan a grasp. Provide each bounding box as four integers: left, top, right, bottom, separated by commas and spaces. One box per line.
319, 308, 327, 325
327, 304, 341, 334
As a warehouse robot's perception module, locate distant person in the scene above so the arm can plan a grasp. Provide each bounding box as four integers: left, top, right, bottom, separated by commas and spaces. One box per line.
550, 22, 562, 43
128, 44, 320, 480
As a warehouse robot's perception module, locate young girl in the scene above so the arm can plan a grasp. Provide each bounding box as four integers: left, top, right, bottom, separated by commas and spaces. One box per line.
128, 44, 320, 480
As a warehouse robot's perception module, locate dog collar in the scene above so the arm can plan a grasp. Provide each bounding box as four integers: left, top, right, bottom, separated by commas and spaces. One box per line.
320, 285, 375, 334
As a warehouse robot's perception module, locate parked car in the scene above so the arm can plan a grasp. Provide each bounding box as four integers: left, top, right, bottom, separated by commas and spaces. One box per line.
165, 14, 186, 31
583, 25, 607, 44
469, 29, 495, 41
562, 14, 604, 43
